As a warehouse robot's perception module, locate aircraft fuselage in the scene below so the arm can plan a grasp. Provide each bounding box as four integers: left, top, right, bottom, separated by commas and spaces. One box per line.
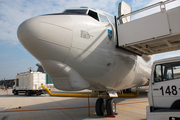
17, 7, 151, 91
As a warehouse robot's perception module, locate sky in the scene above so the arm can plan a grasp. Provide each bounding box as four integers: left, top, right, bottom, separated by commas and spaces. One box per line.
0, 0, 180, 80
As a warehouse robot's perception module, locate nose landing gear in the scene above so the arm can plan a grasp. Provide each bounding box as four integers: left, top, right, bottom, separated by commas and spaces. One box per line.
95, 97, 117, 116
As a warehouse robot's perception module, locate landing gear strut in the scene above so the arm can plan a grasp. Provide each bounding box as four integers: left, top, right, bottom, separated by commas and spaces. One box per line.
95, 97, 116, 116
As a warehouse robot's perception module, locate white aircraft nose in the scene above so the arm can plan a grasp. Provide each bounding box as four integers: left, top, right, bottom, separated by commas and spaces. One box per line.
17, 15, 73, 62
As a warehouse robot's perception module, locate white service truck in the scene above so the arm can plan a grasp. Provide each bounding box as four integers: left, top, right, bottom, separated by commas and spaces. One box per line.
147, 56, 180, 120
12, 72, 47, 96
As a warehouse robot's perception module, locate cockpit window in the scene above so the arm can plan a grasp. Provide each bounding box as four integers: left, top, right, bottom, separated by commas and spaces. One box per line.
63, 9, 87, 14
88, 10, 99, 21
99, 14, 109, 22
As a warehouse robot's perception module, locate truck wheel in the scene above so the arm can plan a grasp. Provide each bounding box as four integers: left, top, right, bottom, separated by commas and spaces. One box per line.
28, 91, 32, 96
14, 90, 18, 95
26, 91, 31, 96
25, 91, 28, 96
170, 100, 180, 109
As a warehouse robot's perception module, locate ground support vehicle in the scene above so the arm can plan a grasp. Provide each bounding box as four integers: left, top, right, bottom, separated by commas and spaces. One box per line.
12, 72, 46, 96
147, 56, 180, 120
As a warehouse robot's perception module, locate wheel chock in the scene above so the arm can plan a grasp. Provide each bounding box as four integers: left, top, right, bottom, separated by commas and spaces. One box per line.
13, 106, 21, 109
106, 112, 118, 117
106, 115, 116, 117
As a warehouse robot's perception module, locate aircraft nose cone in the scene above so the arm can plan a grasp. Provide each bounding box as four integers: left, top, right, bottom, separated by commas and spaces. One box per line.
17, 15, 73, 62
17, 17, 39, 47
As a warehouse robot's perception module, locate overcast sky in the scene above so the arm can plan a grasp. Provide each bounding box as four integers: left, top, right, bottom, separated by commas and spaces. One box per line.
0, 0, 180, 80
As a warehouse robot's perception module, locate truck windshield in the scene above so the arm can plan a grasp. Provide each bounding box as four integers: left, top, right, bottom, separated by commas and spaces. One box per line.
63, 9, 87, 14
154, 61, 180, 82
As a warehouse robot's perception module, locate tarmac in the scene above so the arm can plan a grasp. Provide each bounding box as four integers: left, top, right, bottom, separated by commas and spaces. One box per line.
0, 87, 149, 120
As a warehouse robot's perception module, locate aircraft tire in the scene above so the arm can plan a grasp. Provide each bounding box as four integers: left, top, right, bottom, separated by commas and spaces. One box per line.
106, 98, 116, 115
95, 98, 104, 116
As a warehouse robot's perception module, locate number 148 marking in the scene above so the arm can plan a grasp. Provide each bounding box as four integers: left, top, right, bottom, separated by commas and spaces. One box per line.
160, 85, 178, 96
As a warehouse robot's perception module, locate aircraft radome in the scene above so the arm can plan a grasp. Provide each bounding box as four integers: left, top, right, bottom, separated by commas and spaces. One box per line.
17, 5, 152, 116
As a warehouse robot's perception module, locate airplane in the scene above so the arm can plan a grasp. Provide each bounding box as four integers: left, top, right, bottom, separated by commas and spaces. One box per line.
17, 3, 152, 116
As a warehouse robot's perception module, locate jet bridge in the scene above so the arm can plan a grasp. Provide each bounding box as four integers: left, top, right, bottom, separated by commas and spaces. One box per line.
117, 0, 180, 55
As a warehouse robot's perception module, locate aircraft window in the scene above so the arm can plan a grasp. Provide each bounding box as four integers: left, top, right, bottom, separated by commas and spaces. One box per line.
63, 9, 87, 14
99, 14, 109, 22
88, 10, 99, 21
154, 61, 180, 83
104, 13, 115, 25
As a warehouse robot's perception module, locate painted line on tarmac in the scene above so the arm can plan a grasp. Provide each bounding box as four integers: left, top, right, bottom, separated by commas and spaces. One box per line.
0, 106, 94, 113
0, 101, 148, 113
9, 112, 95, 120
9, 105, 148, 120
116, 105, 148, 110
116, 101, 148, 105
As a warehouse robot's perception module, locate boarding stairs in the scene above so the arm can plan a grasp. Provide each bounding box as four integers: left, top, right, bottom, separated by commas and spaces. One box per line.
116, 0, 180, 55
